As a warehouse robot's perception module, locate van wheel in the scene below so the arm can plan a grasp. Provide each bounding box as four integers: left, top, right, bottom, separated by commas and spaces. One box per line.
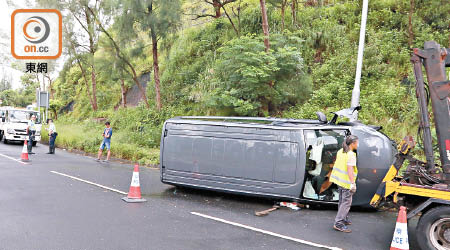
416, 205, 450, 250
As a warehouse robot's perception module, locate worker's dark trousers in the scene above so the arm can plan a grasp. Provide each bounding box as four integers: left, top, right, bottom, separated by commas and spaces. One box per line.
334, 186, 353, 226
49, 133, 57, 154
27, 131, 35, 153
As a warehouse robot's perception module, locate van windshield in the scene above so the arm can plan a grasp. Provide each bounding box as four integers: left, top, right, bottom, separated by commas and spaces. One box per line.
9, 110, 41, 124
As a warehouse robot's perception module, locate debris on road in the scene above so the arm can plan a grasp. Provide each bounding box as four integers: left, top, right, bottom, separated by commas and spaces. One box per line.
279, 202, 302, 210
255, 202, 304, 216
254, 205, 280, 217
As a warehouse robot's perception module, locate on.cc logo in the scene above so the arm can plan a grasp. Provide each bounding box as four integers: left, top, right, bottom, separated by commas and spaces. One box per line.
11, 9, 62, 59
23, 16, 50, 44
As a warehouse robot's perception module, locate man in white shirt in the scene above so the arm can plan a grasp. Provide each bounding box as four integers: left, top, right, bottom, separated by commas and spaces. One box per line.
46, 119, 57, 154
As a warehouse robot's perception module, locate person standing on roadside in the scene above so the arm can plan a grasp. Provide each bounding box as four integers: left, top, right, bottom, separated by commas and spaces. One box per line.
46, 119, 57, 154
96, 121, 112, 162
27, 115, 37, 154
329, 135, 359, 233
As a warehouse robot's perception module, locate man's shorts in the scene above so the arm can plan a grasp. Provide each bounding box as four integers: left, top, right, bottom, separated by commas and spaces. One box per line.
100, 139, 111, 150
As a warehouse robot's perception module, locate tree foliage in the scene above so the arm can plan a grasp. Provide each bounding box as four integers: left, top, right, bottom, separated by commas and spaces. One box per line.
25, 0, 449, 148
206, 34, 311, 116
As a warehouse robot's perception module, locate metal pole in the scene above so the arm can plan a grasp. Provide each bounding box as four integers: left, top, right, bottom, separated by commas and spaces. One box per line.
350, 0, 369, 121
411, 54, 435, 170
37, 88, 40, 112
46, 92, 49, 122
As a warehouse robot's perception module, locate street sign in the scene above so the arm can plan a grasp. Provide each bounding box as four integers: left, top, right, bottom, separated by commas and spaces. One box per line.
36, 88, 49, 108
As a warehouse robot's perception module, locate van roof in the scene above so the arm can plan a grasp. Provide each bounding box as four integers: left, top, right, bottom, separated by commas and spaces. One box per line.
176, 116, 325, 124
166, 116, 368, 131
0, 107, 37, 112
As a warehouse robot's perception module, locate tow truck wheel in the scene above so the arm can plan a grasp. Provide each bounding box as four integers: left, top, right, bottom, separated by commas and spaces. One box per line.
3, 137, 8, 144
32, 141, 37, 147
417, 206, 450, 250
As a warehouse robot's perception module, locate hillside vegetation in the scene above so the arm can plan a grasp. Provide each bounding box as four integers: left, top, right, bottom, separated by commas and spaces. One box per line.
7, 0, 450, 165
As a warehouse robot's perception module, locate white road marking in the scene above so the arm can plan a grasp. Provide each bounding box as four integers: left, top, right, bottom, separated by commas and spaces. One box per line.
191, 212, 342, 250
50, 171, 128, 195
0, 153, 29, 165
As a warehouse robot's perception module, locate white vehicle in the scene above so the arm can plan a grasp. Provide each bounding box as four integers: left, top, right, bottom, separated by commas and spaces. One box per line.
0, 107, 42, 146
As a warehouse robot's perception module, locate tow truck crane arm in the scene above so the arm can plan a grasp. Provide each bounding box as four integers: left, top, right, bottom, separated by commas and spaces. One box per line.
370, 41, 450, 250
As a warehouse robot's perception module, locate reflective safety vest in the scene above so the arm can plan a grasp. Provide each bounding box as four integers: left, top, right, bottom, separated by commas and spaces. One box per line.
330, 149, 358, 189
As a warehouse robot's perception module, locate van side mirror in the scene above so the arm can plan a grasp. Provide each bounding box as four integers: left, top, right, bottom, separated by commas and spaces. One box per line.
316, 112, 327, 123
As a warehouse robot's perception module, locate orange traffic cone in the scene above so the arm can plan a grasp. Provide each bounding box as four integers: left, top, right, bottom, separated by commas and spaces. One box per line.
390, 206, 409, 250
21, 140, 30, 162
122, 164, 147, 203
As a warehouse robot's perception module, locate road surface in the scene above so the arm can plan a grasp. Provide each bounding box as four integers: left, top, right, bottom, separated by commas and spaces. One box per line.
0, 141, 419, 250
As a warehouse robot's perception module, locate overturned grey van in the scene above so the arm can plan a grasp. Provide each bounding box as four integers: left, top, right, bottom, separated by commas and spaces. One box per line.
160, 113, 396, 206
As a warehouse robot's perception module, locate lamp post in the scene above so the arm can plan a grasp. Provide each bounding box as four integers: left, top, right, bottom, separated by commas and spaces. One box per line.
350, 0, 369, 121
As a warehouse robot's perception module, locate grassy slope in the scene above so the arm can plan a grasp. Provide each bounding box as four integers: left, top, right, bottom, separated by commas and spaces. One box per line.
53, 1, 449, 165
41, 121, 160, 166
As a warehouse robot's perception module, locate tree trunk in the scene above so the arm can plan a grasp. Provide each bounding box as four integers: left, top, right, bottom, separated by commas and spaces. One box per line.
281, 2, 285, 31
76, 60, 95, 109
90, 65, 98, 111
260, 0, 270, 52
213, 0, 222, 18
291, 0, 297, 25
222, 5, 239, 35
408, 0, 414, 48
151, 29, 162, 111
85, 7, 98, 111
45, 74, 54, 99
65, 22, 96, 111
120, 78, 127, 108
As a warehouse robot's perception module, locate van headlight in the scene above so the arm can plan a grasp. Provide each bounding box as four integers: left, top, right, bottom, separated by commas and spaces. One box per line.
7, 128, 14, 134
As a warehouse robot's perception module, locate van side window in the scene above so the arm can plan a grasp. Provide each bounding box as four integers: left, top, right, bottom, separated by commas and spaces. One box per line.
303, 130, 346, 201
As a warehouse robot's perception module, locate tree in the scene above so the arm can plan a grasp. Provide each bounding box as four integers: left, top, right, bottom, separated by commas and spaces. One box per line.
0, 90, 18, 107
291, 0, 297, 26
96, 39, 132, 109
64, 25, 96, 110
112, 0, 182, 110
49, 99, 64, 119
192, 0, 239, 35
38, 0, 104, 111
67, 1, 102, 111
268, 0, 288, 31
207, 35, 311, 116
86, 6, 150, 108
408, 0, 415, 47
260, 0, 270, 52
0, 77, 11, 92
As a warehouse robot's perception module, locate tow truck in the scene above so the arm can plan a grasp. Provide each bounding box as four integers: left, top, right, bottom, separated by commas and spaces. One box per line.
370, 41, 450, 250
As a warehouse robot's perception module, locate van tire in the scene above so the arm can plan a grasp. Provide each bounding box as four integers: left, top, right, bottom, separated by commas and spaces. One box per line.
416, 205, 450, 250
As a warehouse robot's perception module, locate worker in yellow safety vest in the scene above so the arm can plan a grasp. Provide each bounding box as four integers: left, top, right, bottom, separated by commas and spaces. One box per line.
330, 135, 359, 233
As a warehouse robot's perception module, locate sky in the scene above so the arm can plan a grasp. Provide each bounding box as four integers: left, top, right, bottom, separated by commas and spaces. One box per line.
0, 0, 23, 89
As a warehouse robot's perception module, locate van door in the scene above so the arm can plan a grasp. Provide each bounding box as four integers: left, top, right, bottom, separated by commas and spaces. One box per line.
302, 129, 347, 201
